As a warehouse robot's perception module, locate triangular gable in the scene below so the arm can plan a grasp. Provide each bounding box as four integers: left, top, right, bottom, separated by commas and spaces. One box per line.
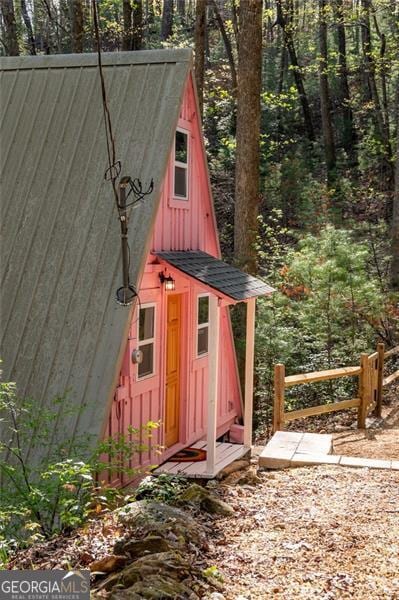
0, 50, 192, 453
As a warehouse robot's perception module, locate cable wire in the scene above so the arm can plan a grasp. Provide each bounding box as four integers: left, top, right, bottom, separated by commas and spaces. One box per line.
91, 0, 120, 211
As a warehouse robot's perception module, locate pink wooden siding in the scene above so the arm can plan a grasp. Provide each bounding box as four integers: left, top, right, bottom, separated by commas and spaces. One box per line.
107, 74, 242, 483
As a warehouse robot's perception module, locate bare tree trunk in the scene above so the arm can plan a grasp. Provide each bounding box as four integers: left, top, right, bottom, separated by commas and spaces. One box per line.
361, 0, 393, 186
230, 0, 239, 50
234, 0, 262, 274
161, 0, 173, 40
233, 0, 262, 403
334, 0, 356, 164
276, 43, 287, 135
372, 11, 390, 142
176, 0, 185, 19
122, 0, 132, 50
1, 0, 19, 55
392, 85, 399, 290
132, 0, 143, 49
194, 0, 206, 118
319, 0, 336, 184
70, 0, 84, 52
210, 0, 237, 95
20, 0, 36, 54
276, 0, 315, 141
264, 0, 273, 42
35, 0, 55, 53
187, 0, 193, 21
204, 2, 211, 65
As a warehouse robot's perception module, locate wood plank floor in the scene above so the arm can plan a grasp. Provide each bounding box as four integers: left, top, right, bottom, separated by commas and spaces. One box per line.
153, 442, 250, 478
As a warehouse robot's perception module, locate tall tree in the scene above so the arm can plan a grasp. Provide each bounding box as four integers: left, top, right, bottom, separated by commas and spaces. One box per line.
276, 0, 315, 141
122, 0, 132, 50
210, 0, 237, 95
132, 0, 143, 50
230, 0, 239, 48
361, 0, 393, 186
161, 0, 173, 40
20, 0, 36, 54
233, 0, 262, 399
371, 10, 389, 130
334, 0, 356, 164
70, 0, 84, 53
234, 0, 262, 274
319, 0, 336, 185
176, 0, 185, 19
194, 0, 206, 118
391, 85, 399, 289
1, 0, 19, 55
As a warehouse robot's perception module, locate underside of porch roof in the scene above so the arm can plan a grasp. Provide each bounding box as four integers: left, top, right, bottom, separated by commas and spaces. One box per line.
155, 251, 275, 301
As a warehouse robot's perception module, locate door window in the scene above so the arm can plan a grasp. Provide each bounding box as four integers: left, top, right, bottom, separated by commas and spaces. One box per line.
138, 305, 155, 379
197, 295, 209, 356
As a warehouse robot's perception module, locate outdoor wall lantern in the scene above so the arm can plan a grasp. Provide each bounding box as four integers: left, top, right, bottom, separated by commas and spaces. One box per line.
159, 272, 175, 291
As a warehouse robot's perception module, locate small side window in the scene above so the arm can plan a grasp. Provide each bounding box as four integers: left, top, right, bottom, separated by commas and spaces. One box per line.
174, 129, 188, 199
197, 295, 209, 356
138, 305, 155, 379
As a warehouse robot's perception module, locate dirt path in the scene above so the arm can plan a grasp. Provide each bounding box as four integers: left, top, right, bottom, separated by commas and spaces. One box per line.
210, 466, 399, 599
208, 388, 399, 599
332, 400, 399, 460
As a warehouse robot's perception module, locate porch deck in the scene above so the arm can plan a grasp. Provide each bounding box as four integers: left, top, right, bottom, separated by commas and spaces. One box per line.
153, 441, 250, 479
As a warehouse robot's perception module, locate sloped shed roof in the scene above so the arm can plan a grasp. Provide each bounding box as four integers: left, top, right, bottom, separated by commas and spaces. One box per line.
0, 49, 191, 450
156, 251, 275, 300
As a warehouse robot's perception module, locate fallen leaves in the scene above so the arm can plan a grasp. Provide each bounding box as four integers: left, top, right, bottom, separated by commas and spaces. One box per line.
208, 465, 399, 599
89, 555, 127, 574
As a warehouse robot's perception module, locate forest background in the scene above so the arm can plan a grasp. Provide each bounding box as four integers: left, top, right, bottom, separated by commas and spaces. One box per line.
1, 0, 398, 433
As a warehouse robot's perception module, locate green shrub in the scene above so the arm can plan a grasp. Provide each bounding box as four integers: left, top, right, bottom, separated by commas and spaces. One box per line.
135, 473, 188, 504
0, 378, 158, 564
255, 225, 394, 433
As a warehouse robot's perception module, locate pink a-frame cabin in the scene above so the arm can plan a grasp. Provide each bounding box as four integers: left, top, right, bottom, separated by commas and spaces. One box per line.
1, 49, 273, 482
105, 69, 274, 482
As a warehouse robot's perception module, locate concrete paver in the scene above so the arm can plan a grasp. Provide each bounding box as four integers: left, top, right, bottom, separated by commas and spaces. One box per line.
259, 431, 396, 471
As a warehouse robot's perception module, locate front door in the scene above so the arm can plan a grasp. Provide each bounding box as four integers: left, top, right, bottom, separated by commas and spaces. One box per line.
165, 294, 181, 448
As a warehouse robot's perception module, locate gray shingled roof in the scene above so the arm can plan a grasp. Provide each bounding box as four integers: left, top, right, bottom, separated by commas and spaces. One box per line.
156, 251, 275, 301
0, 50, 191, 453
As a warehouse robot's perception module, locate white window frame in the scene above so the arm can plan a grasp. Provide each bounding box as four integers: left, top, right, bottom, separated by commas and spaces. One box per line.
196, 293, 210, 357
137, 302, 156, 380
173, 127, 189, 200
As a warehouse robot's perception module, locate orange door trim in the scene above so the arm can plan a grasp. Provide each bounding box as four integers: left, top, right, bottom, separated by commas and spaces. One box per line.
165, 294, 181, 448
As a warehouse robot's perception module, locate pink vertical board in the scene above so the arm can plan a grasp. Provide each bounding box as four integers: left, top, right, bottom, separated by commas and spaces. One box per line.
107, 73, 242, 480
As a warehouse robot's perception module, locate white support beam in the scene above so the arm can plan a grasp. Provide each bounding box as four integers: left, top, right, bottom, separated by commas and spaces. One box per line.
206, 294, 220, 475
244, 297, 256, 448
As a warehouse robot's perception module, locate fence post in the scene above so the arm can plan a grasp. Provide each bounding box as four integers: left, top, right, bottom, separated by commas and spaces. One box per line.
375, 343, 385, 418
273, 363, 285, 432
358, 353, 369, 429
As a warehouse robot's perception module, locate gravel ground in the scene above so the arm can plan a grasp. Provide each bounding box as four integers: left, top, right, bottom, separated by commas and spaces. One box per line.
211, 465, 399, 600
8, 387, 399, 599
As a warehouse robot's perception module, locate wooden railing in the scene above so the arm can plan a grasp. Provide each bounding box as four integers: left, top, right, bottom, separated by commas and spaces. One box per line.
380, 344, 399, 388
273, 342, 398, 432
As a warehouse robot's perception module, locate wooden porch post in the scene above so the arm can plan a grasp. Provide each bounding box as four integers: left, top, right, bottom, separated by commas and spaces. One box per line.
206, 294, 220, 475
244, 297, 256, 448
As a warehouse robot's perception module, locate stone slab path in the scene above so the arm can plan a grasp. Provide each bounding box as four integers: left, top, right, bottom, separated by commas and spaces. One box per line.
259, 430, 399, 470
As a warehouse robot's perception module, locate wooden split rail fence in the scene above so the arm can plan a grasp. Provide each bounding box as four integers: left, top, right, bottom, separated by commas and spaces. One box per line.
273, 343, 399, 432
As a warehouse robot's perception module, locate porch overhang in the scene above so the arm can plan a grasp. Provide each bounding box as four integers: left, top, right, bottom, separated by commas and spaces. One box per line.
154, 250, 275, 304
154, 250, 275, 478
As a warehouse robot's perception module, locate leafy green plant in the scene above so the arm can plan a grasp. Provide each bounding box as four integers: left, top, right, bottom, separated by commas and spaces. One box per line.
0, 377, 158, 559
135, 473, 188, 504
